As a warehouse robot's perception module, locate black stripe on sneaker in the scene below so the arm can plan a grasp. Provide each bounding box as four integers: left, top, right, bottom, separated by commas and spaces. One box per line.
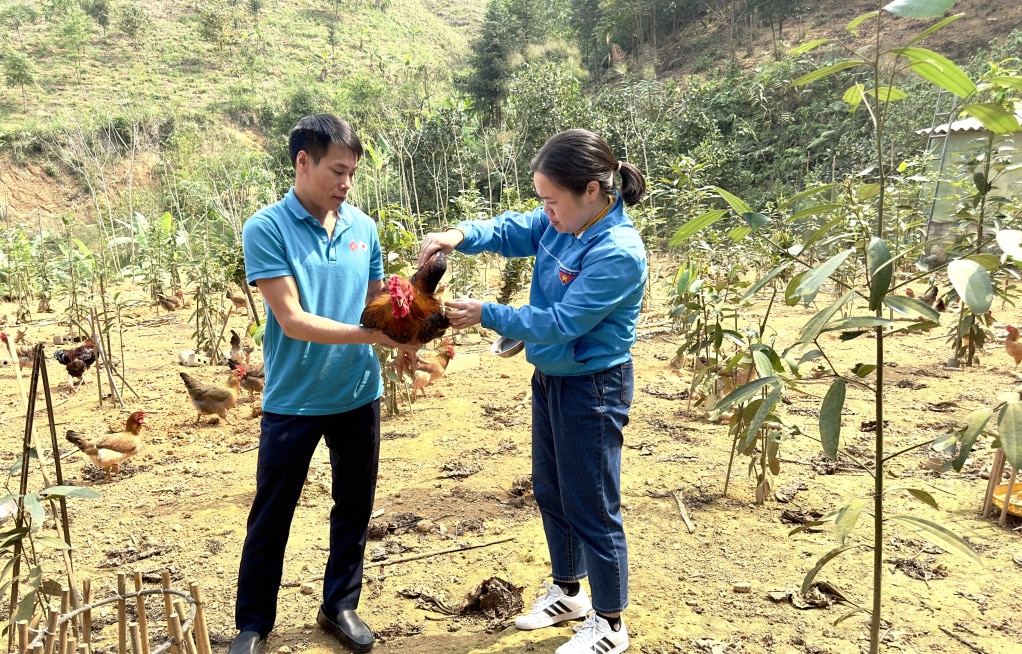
544, 600, 568, 616
593, 636, 614, 653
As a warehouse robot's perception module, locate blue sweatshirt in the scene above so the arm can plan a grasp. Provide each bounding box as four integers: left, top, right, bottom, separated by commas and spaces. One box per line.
456, 193, 647, 376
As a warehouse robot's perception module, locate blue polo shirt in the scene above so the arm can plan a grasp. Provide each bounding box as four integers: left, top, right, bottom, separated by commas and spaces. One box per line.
455, 193, 647, 376
242, 188, 384, 415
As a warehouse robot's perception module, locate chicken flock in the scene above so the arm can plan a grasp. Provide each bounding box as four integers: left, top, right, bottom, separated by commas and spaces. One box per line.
5, 255, 461, 484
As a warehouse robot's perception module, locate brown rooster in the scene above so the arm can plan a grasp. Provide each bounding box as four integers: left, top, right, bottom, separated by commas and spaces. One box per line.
1006, 326, 1022, 368
360, 251, 450, 345
54, 340, 97, 392
65, 411, 147, 481
228, 359, 264, 401
228, 289, 249, 316
180, 369, 243, 424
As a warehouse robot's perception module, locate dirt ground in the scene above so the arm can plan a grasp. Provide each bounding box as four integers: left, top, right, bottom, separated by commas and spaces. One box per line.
2, 272, 1021, 654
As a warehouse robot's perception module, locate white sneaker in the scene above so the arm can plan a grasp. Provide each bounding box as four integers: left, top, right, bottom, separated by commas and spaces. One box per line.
514, 580, 592, 630
555, 612, 629, 654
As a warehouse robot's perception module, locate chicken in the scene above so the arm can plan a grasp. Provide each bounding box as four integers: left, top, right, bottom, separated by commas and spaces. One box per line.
906, 283, 946, 312
228, 290, 249, 316
360, 251, 450, 345
228, 358, 265, 401
410, 340, 455, 398
157, 293, 180, 311
229, 329, 243, 362
180, 369, 243, 424
0, 332, 33, 369
65, 411, 146, 481
1005, 326, 1022, 367
54, 340, 97, 392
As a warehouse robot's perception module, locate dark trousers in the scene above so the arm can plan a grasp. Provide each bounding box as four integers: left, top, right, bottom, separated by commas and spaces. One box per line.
235, 401, 381, 637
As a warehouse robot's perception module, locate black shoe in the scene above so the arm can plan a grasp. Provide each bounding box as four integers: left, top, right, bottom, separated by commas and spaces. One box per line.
228, 631, 263, 654
317, 607, 375, 652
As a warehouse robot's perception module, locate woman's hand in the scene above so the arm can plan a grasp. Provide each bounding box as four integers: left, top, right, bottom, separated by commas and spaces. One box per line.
418, 229, 464, 268
444, 298, 483, 330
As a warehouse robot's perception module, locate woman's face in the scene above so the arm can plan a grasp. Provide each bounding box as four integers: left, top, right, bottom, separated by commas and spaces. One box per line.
534, 172, 602, 234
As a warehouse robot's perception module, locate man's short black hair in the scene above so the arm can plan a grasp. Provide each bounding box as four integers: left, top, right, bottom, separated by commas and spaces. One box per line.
288, 114, 364, 168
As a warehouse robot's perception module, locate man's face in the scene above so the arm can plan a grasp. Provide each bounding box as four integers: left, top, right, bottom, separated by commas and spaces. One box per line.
297, 141, 358, 213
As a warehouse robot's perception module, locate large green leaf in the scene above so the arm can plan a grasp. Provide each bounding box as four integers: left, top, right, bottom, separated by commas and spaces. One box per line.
834, 498, 869, 545
820, 316, 894, 333
669, 209, 728, 247
801, 544, 861, 595
889, 47, 976, 98
40, 485, 101, 500
947, 258, 993, 314
790, 204, 843, 222
792, 61, 863, 87
906, 488, 939, 509
795, 249, 855, 299
820, 379, 846, 461
843, 83, 866, 111
34, 535, 71, 551
864, 87, 908, 103
996, 230, 1022, 261
739, 386, 782, 454
22, 494, 43, 532
883, 0, 955, 18
958, 103, 1022, 135
797, 291, 855, 345
867, 238, 893, 311
785, 270, 812, 307
846, 11, 879, 35
907, 13, 963, 45
888, 516, 981, 565
883, 295, 940, 321
742, 212, 771, 231
713, 377, 780, 414
741, 261, 792, 303
790, 38, 833, 56
952, 409, 994, 472
997, 402, 1022, 470
985, 76, 1022, 91
714, 187, 753, 214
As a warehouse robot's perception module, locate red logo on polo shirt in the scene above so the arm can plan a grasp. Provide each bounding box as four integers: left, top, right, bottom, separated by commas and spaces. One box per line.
348, 240, 367, 253
558, 265, 579, 285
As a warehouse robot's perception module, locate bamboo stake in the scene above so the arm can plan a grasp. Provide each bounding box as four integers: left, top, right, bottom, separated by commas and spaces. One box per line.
32, 645, 43, 654
81, 579, 92, 646
998, 466, 1018, 527
17, 619, 29, 654
65, 638, 76, 654
161, 572, 179, 654
363, 536, 516, 569
173, 600, 197, 654
128, 623, 142, 654
77, 643, 90, 654
168, 614, 195, 654
133, 571, 151, 654
187, 583, 211, 654
983, 449, 1007, 517
117, 573, 127, 654
59, 587, 71, 654
43, 606, 59, 654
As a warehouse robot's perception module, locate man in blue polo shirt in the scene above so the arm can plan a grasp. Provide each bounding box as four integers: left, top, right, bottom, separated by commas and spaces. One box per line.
229, 114, 410, 654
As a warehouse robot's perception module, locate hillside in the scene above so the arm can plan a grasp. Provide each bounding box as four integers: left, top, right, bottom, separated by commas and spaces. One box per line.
0, 0, 483, 132
658, 0, 1022, 79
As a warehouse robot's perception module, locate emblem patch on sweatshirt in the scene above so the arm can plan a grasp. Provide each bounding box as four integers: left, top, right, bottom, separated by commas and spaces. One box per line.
558, 265, 579, 285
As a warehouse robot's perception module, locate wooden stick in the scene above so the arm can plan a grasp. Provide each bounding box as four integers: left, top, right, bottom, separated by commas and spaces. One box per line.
77, 644, 90, 654
117, 573, 127, 654
671, 489, 697, 533
938, 626, 987, 654
982, 448, 1006, 517
128, 623, 143, 654
168, 614, 195, 654
17, 619, 29, 654
43, 606, 59, 654
187, 583, 211, 654
133, 571, 151, 654
65, 638, 76, 654
81, 579, 92, 646
998, 466, 1018, 527
59, 587, 71, 654
173, 601, 197, 654
161, 572, 179, 654
363, 536, 516, 569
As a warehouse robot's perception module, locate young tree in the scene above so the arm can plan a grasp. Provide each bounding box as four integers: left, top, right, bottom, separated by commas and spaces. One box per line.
3, 49, 36, 107
0, 1, 39, 48
82, 0, 110, 33
54, 5, 92, 84
117, 3, 153, 43
198, 2, 236, 59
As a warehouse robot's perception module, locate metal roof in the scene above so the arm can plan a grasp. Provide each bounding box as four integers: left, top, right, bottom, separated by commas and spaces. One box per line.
922, 110, 1022, 135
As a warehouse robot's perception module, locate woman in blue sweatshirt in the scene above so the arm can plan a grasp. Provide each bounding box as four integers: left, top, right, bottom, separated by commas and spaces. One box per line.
418, 129, 646, 654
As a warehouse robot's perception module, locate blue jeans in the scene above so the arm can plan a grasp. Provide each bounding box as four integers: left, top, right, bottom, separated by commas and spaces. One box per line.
235, 401, 381, 637
531, 362, 633, 615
